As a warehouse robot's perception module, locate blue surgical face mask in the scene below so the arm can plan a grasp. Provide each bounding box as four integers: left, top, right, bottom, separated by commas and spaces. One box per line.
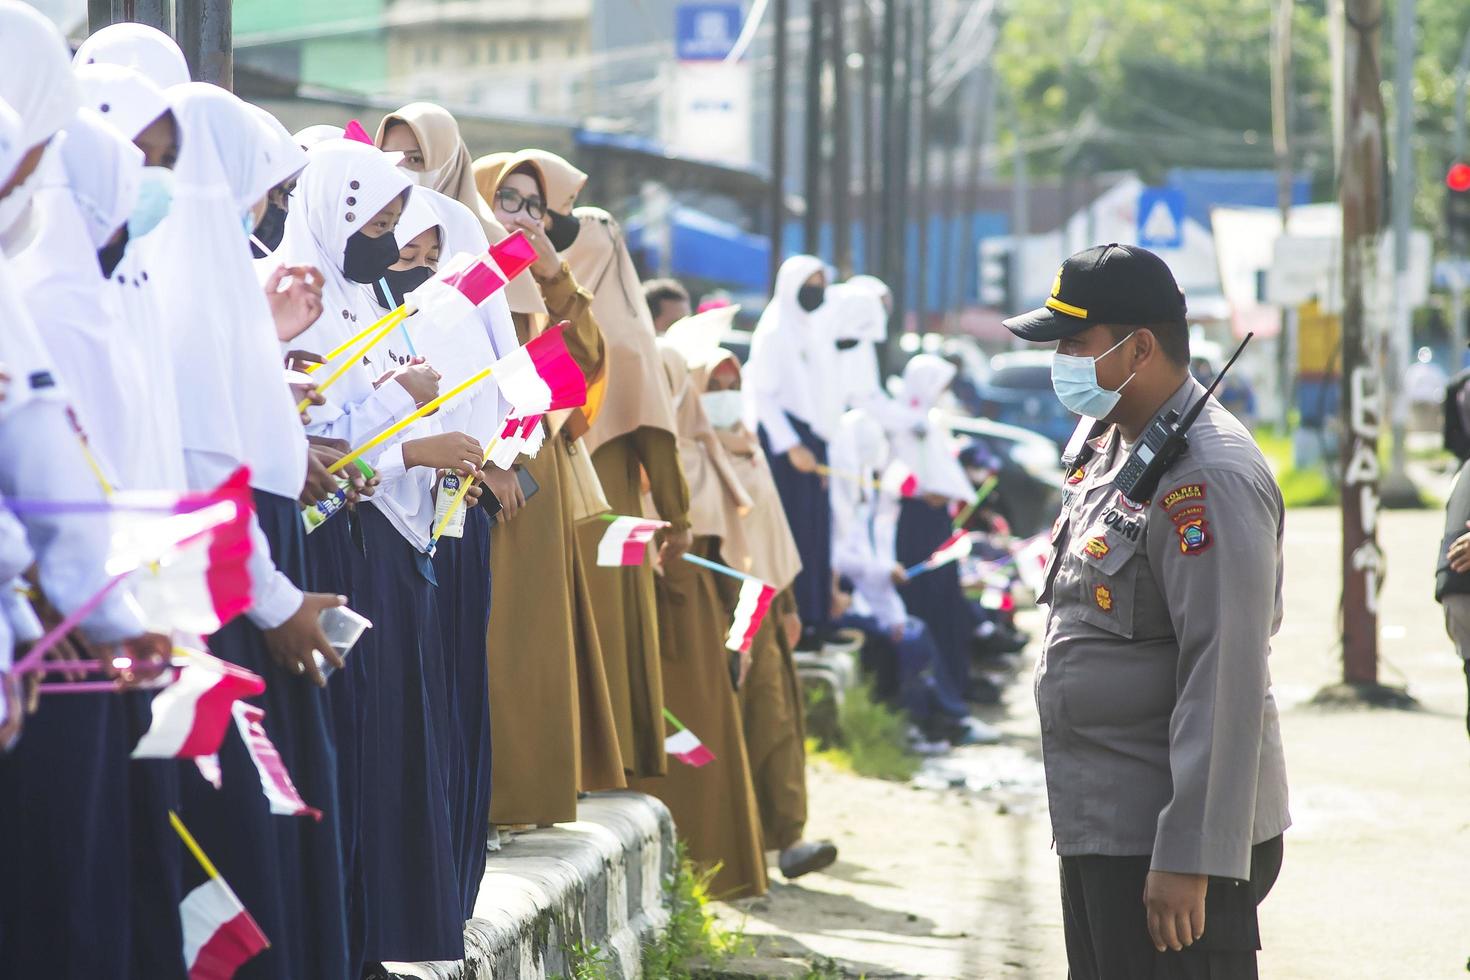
700, 390, 744, 430
127, 166, 174, 240
1050, 332, 1137, 419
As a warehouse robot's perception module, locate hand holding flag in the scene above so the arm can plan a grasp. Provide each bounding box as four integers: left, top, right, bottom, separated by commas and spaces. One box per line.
169, 811, 270, 980
663, 709, 715, 768
903, 530, 974, 579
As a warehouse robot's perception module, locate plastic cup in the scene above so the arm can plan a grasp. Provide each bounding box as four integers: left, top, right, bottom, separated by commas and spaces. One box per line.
313, 605, 373, 678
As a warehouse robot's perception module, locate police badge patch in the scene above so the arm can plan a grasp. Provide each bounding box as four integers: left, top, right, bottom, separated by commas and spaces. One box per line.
1177, 517, 1212, 555
1082, 537, 1110, 559
1094, 584, 1114, 611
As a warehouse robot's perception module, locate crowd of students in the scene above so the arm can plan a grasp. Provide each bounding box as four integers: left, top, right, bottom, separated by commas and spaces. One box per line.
0, 7, 1020, 979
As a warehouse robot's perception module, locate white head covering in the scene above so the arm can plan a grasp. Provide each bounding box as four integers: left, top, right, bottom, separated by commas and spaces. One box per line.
0, 96, 25, 194
269, 140, 412, 423
891, 354, 972, 501
0, 2, 80, 151
825, 281, 888, 343
743, 253, 842, 441
9, 109, 146, 488
73, 22, 191, 89
846, 274, 892, 305
293, 124, 345, 150
75, 63, 168, 141
154, 83, 308, 498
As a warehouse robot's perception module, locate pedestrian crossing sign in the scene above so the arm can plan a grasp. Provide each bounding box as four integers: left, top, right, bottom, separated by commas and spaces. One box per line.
1136, 187, 1185, 250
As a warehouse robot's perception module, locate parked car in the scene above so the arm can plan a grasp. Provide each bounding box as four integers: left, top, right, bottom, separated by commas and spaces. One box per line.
942, 413, 1063, 539
969, 350, 1077, 446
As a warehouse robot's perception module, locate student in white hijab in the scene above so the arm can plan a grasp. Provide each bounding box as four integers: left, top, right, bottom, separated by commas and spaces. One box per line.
743, 253, 842, 645
274, 139, 468, 969
152, 82, 354, 980
823, 277, 923, 435
295, 123, 345, 149
73, 20, 192, 89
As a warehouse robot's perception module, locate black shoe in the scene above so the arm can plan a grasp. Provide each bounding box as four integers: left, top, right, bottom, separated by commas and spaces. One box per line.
779, 840, 838, 879
968, 676, 1003, 706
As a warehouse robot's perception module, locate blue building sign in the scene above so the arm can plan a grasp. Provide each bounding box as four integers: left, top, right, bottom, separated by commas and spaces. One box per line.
676, 3, 743, 61
1136, 186, 1186, 250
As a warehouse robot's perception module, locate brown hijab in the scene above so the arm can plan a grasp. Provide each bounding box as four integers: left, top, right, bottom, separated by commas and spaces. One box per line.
688, 350, 803, 591
375, 102, 494, 237
563, 206, 678, 454
656, 343, 750, 542
467, 150, 552, 316
516, 149, 588, 215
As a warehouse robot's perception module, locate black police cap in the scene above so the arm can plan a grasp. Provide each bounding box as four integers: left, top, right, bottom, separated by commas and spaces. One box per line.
1003, 243, 1188, 343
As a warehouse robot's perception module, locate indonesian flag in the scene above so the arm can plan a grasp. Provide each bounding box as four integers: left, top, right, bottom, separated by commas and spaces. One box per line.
724, 578, 777, 654
494, 322, 588, 416
181, 875, 269, 980
404, 233, 536, 324
597, 516, 670, 567
1012, 532, 1052, 596
342, 119, 373, 144
664, 726, 715, 768
113, 468, 255, 635
880, 460, 920, 499
231, 702, 323, 821
486, 414, 546, 469
915, 530, 973, 573
132, 654, 266, 759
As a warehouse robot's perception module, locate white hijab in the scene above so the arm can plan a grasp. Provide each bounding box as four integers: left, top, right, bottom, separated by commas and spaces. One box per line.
73, 22, 192, 90
744, 253, 843, 442
10, 109, 145, 490
891, 354, 973, 501
154, 83, 308, 499
0, 96, 23, 202
293, 125, 344, 150
75, 63, 168, 141
269, 139, 412, 422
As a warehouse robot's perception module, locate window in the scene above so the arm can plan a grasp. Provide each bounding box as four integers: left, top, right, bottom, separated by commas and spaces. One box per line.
508, 40, 520, 61
487, 40, 497, 63
528, 38, 540, 59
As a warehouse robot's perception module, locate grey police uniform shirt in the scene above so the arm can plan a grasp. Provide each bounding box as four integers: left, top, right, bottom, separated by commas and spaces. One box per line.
1037, 376, 1290, 882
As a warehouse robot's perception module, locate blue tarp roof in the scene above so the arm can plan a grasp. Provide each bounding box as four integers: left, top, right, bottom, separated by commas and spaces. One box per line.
625, 205, 771, 291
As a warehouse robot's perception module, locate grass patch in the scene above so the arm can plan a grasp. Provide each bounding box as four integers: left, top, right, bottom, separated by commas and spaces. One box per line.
640, 845, 750, 979
805, 681, 919, 783
1255, 429, 1338, 508
553, 940, 613, 980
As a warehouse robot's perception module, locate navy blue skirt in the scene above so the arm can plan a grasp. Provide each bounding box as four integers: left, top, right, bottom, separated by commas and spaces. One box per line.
178, 489, 350, 980
760, 414, 832, 639
305, 510, 368, 976
431, 503, 493, 919
896, 497, 978, 702
354, 504, 462, 962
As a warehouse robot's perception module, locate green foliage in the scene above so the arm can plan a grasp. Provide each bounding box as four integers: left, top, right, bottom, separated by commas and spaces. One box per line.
1255, 429, 1338, 508
641, 846, 751, 979
805, 682, 920, 783
552, 940, 613, 980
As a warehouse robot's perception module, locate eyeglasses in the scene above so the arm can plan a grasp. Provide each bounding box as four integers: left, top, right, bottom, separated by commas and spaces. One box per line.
494, 186, 546, 221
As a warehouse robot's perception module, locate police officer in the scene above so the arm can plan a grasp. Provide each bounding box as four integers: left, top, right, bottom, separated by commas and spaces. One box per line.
1004, 244, 1290, 980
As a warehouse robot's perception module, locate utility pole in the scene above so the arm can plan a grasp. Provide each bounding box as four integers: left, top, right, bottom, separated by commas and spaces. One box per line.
914, 0, 931, 334
939, 124, 957, 328
1382, 0, 1417, 505
803, 0, 826, 256
887, 0, 914, 338
121, 0, 172, 31
1270, 0, 1295, 432
1451, 27, 1470, 363
87, 0, 113, 32
1010, 93, 1028, 323
879, 0, 898, 296
830, 0, 853, 278
963, 66, 990, 317
178, 0, 232, 88
859, 0, 877, 274
769, 0, 789, 293
1333, 0, 1389, 697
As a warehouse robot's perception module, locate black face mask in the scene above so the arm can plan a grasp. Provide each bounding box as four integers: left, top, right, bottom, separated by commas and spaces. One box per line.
342, 228, 402, 284
97, 226, 130, 278
372, 265, 434, 309
250, 202, 287, 258
797, 282, 826, 313
547, 211, 581, 252
835, 338, 860, 351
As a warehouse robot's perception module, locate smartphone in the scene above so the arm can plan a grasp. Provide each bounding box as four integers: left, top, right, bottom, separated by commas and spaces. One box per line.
483, 467, 541, 523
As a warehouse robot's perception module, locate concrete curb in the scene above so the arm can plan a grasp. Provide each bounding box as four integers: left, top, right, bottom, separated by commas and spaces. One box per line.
388, 791, 675, 980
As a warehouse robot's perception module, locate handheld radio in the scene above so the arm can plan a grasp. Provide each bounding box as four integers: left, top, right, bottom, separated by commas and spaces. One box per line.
1112, 332, 1253, 505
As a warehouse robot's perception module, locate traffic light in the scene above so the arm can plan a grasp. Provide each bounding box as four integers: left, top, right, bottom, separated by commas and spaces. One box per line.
978, 239, 1015, 311
1446, 162, 1470, 253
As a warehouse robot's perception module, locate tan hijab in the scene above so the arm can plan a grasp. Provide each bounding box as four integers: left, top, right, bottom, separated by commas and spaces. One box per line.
690, 350, 803, 591
466, 149, 552, 316
657, 343, 750, 542
516, 148, 588, 215
563, 206, 678, 454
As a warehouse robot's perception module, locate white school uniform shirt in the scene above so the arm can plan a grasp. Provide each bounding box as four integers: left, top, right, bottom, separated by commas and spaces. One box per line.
828, 410, 907, 631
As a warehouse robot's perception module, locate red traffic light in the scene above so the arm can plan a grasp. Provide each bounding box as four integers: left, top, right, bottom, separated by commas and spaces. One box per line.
1449, 162, 1470, 193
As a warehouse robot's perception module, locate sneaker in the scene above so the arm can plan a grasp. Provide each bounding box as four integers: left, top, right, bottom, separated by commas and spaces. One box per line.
486, 825, 502, 854
952, 716, 1003, 746
778, 840, 839, 879
908, 733, 953, 756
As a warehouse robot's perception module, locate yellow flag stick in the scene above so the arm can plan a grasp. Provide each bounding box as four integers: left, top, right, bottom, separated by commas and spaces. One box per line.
305, 304, 410, 372
168, 810, 220, 880
815, 464, 881, 491
295, 309, 410, 414
327, 366, 494, 476
428, 436, 503, 542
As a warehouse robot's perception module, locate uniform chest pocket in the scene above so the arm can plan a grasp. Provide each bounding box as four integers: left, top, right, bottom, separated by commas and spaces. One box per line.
1072, 521, 1143, 637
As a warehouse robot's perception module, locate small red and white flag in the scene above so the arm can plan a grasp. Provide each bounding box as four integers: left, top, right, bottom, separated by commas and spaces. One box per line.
113, 469, 255, 635
664, 724, 715, 768
724, 578, 777, 654
231, 702, 323, 821
170, 811, 269, 980
880, 460, 920, 499
1012, 532, 1052, 596
405, 233, 537, 324
487, 414, 546, 469
597, 516, 670, 567
494, 322, 589, 416
132, 653, 266, 760
909, 530, 973, 575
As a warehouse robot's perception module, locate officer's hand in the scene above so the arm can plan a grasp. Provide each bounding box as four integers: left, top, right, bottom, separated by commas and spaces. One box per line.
1143, 870, 1207, 952
1449, 525, 1470, 573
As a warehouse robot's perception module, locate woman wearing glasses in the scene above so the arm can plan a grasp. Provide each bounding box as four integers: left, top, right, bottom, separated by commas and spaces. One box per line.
469, 150, 626, 833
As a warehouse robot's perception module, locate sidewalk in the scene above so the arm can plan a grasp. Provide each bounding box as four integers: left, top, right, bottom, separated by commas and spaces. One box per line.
715, 508, 1470, 979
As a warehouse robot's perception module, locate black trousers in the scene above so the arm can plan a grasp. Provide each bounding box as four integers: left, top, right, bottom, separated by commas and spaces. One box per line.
1060, 836, 1284, 980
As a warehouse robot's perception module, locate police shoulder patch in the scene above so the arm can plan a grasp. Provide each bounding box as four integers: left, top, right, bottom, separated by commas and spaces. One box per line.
1082, 536, 1109, 559
1159, 483, 1206, 511
1177, 517, 1212, 555
1093, 584, 1114, 611
1067, 465, 1087, 486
